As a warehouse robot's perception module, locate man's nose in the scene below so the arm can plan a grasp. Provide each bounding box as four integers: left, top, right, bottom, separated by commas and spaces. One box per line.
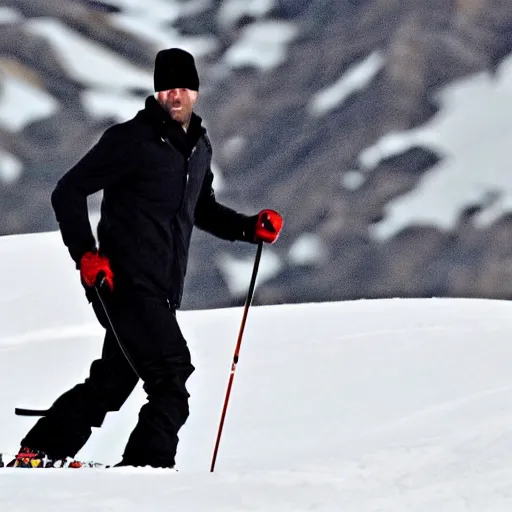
171, 89, 183, 100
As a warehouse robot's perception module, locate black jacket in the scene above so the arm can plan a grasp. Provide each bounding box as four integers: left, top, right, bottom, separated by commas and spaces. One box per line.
51, 96, 254, 307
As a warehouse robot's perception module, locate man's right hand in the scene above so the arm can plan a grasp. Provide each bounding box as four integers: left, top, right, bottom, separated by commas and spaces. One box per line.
80, 250, 114, 291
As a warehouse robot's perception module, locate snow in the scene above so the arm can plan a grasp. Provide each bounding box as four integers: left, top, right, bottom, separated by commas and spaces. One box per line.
218, 0, 276, 30
81, 90, 143, 122
221, 135, 247, 162
26, 18, 153, 91
110, 14, 217, 58
2, 231, 512, 509
105, 0, 216, 57
217, 247, 282, 295
288, 233, 326, 265
358, 52, 512, 240
0, 7, 21, 24
223, 21, 298, 70
0, 74, 58, 132
0, 149, 23, 184
210, 161, 225, 192
310, 51, 385, 117
100, 0, 211, 23
342, 169, 366, 190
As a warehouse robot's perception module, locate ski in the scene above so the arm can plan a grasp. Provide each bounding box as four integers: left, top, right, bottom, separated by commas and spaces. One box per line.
14, 408, 49, 417
0, 451, 109, 468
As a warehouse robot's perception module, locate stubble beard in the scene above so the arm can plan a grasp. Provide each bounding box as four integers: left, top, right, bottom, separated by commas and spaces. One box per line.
166, 101, 192, 129
171, 110, 192, 128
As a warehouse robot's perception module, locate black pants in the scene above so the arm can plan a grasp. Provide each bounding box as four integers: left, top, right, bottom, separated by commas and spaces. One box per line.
21, 288, 195, 468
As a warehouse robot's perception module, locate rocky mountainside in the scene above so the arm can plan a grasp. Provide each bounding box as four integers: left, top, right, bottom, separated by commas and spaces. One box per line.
2, 0, 512, 308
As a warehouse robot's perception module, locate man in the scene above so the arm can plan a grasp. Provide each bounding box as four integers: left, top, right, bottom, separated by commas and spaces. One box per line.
11, 48, 283, 469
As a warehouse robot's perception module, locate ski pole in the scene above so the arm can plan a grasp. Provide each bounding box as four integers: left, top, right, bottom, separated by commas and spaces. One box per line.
94, 273, 141, 380
210, 241, 263, 473
14, 274, 140, 419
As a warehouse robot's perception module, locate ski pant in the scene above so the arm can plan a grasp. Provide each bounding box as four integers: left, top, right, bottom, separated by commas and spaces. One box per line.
21, 287, 195, 468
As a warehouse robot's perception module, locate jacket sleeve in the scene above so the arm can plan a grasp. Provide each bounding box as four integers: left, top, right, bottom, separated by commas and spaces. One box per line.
194, 167, 256, 242
51, 127, 132, 267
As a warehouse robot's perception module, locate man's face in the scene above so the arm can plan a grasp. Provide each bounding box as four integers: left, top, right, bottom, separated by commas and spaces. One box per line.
156, 88, 198, 127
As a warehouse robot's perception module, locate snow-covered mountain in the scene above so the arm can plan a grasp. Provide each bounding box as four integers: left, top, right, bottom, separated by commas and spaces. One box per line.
3, 231, 512, 510
2, 0, 512, 308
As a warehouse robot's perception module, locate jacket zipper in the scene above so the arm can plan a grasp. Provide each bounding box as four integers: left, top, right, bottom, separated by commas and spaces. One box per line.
161, 136, 197, 307
161, 136, 193, 209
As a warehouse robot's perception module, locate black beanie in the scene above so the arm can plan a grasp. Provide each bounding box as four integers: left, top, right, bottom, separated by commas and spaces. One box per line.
154, 48, 199, 92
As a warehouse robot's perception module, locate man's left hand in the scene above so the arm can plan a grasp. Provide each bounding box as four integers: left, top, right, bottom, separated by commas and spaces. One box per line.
254, 209, 283, 244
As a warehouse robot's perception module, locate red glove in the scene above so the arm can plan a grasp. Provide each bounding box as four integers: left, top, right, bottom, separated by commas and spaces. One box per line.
80, 251, 114, 291
254, 209, 283, 244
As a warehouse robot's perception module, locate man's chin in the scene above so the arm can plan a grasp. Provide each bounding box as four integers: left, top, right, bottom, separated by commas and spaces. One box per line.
171, 113, 191, 127
170, 112, 183, 123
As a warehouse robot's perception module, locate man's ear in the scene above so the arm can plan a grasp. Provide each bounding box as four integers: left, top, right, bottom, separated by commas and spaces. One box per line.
189, 90, 199, 104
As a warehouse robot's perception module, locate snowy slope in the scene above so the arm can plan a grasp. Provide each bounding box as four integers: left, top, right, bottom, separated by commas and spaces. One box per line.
2, 231, 512, 510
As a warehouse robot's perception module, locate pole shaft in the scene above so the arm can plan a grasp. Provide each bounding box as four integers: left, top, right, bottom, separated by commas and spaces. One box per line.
95, 280, 140, 380
210, 242, 263, 472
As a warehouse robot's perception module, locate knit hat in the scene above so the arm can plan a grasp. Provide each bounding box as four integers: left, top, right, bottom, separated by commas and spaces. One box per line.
153, 48, 199, 92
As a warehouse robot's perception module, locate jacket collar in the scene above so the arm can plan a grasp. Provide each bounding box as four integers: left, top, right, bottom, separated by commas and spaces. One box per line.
143, 96, 205, 158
